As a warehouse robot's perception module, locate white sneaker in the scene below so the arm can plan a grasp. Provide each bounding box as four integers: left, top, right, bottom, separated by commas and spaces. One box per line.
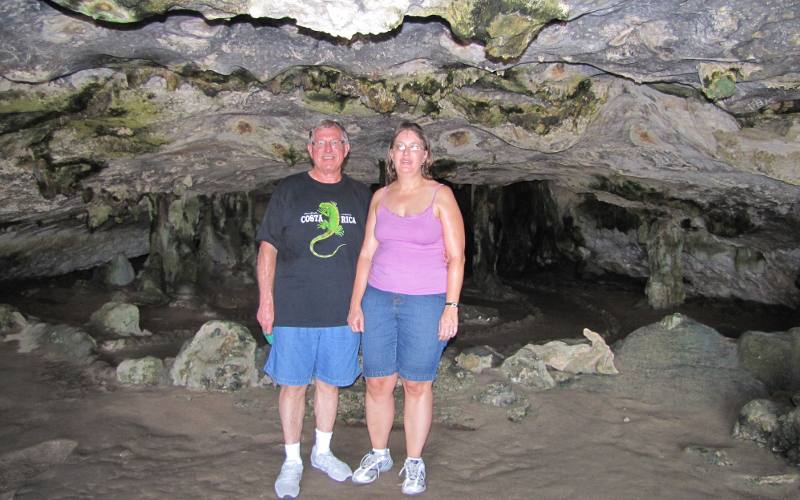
311, 446, 353, 482
399, 458, 426, 496
352, 450, 394, 484
274, 460, 303, 499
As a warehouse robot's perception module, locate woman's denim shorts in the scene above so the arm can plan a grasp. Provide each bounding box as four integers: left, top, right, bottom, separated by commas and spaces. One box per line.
361, 285, 447, 382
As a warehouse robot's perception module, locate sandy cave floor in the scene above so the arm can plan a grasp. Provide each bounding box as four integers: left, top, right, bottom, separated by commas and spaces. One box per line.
1, 271, 800, 499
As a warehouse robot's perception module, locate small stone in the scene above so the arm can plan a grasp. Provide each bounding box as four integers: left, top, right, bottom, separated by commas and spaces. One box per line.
116, 356, 164, 386
475, 382, 518, 407
744, 473, 800, 485
507, 402, 530, 423
683, 445, 733, 466
623, 416, 631, 423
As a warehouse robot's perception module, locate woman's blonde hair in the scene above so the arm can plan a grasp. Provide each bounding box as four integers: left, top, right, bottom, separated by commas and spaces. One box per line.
385, 122, 433, 184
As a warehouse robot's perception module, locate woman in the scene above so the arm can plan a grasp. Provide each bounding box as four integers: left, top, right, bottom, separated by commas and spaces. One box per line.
347, 122, 465, 495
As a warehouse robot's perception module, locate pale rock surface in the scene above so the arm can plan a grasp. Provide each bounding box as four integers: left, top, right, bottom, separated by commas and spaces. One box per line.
527, 328, 618, 375
733, 399, 791, 447
89, 301, 146, 337
500, 346, 557, 390
3, 322, 96, 365
98, 254, 136, 287
455, 345, 505, 374
116, 356, 165, 386
170, 320, 257, 391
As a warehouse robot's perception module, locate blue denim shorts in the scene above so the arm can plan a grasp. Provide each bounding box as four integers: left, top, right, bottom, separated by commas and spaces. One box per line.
361, 285, 447, 382
265, 325, 360, 387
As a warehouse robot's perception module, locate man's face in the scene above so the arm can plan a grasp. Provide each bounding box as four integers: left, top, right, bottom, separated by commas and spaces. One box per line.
308, 126, 349, 176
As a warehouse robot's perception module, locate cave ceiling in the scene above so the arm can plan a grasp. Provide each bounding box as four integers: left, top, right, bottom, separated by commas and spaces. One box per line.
1, 1, 799, 257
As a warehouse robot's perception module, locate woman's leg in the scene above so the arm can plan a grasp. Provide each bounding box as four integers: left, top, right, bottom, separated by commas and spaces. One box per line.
365, 374, 399, 448
401, 379, 434, 457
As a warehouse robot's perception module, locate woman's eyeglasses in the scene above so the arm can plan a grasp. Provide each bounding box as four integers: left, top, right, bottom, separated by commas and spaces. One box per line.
392, 143, 424, 152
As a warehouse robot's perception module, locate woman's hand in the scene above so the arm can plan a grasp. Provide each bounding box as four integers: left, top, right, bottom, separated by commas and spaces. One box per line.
348, 305, 365, 333
438, 306, 459, 341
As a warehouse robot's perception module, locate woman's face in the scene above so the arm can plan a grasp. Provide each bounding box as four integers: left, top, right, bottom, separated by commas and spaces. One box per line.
390, 129, 428, 178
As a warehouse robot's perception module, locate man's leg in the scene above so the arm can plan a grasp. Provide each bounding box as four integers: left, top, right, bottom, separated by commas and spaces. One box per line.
310, 379, 354, 481
275, 384, 307, 499
313, 379, 338, 433
279, 384, 307, 446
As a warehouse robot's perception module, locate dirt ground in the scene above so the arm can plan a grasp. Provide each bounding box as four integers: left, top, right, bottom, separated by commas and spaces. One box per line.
1, 272, 799, 499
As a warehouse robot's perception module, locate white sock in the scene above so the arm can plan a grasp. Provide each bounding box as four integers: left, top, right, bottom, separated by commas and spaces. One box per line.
406, 456, 422, 463
314, 429, 332, 455
285, 442, 301, 463
372, 448, 389, 456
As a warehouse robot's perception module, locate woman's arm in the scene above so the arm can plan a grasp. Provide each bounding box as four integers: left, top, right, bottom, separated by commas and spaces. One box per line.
435, 186, 466, 341
348, 187, 385, 332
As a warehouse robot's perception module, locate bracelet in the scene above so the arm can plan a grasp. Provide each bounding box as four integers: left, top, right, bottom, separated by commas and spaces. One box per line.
445, 302, 459, 308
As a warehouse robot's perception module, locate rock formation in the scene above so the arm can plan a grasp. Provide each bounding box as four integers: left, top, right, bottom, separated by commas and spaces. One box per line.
1, 0, 799, 307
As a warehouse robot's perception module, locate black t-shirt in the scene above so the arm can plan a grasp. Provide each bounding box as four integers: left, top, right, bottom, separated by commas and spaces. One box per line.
256, 172, 371, 327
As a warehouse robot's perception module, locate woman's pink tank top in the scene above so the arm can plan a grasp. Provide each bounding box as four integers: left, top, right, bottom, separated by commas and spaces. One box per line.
368, 186, 447, 295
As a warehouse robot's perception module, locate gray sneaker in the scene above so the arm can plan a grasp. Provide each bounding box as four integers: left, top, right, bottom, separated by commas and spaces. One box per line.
274, 460, 303, 499
310, 446, 353, 482
399, 458, 426, 496
352, 450, 394, 484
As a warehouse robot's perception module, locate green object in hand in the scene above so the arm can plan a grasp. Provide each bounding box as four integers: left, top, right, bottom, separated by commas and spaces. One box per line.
262, 331, 274, 345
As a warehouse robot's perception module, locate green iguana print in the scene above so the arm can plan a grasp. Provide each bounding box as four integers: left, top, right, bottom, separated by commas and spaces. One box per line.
309, 201, 346, 258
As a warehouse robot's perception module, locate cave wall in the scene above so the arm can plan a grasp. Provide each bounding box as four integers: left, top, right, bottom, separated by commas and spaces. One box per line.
0, 0, 799, 308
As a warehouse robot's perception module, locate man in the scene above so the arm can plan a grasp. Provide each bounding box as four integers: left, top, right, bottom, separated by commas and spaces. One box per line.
256, 119, 371, 499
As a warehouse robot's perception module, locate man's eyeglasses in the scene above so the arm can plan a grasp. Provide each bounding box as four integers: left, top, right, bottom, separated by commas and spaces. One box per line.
393, 143, 424, 152
311, 139, 347, 149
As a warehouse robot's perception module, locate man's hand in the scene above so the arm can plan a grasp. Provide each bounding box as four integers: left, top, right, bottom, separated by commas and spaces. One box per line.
257, 300, 274, 334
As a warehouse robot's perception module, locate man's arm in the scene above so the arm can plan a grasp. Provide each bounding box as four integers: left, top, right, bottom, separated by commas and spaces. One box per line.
256, 240, 278, 333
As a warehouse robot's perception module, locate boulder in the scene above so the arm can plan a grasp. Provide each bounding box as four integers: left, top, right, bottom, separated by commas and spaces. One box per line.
475, 382, 519, 407
89, 302, 147, 337
98, 254, 136, 287
170, 320, 257, 391
116, 356, 165, 386
527, 328, 618, 374
738, 329, 799, 392
500, 346, 556, 391
576, 314, 766, 413
455, 345, 504, 374
4, 322, 96, 365
773, 407, 800, 465
732, 399, 791, 446
0, 304, 27, 335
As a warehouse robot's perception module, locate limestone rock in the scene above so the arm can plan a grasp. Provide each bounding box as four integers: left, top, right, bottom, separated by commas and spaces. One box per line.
475, 382, 519, 407
434, 360, 476, 393
170, 320, 257, 392
0, 304, 27, 335
738, 329, 800, 392
455, 345, 504, 374
0, 439, 78, 493
732, 399, 791, 446
3, 322, 96, 365
116, 356, 165, 386
98, 253, 136, 287
527, 328, 619, 375
500, 345, 556, 390
683, 445, 733, 467
773, 407, 800, 465
593, 314, 766, 410
89, 301, 147, 337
